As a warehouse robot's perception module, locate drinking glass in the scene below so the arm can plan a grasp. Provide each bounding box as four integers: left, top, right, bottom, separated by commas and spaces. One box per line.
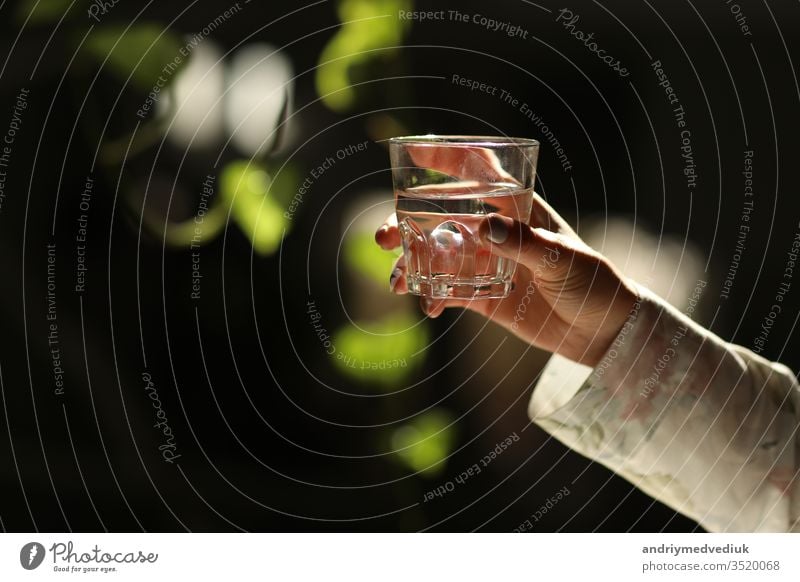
389, 135, 539, 299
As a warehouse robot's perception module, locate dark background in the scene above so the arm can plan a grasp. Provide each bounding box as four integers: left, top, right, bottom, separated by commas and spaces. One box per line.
0, 0, 798, 532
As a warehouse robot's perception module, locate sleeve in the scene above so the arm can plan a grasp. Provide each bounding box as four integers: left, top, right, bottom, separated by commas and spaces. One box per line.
528, 283, 800, 532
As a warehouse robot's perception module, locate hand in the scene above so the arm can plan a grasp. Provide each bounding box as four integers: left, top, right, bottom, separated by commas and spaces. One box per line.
375, 145, 637, 368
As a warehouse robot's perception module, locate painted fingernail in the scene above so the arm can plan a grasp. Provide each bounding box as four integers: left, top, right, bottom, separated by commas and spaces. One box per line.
389, 267, 403, 292
484, 214, 510, 244
422, 297, 441, 318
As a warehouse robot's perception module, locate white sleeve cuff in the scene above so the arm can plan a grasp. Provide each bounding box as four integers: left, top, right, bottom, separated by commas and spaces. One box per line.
524, 283, 800, 532
528, 353, 592, 419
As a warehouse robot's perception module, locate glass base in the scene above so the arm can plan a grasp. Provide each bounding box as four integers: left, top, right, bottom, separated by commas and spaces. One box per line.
406, 274, 512, 299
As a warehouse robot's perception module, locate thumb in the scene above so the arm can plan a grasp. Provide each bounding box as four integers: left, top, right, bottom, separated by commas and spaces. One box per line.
478, 213, 579, 277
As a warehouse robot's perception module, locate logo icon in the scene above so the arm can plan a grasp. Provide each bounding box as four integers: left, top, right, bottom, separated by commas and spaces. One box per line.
20, 542, 45, 570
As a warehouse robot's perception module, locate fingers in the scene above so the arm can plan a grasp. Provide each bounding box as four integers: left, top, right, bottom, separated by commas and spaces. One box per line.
389, 255, 407, 295
418, 295, 511, 320
378, 193, 578, 246
390, 259, 501, 319
388, 257, 472, 318
419, 296, 476, 319
376, 192, 579, 252
406, 145, 519, 185
420, 296, 445, 318
375, 213, 401, 250
478, 213, 581, 277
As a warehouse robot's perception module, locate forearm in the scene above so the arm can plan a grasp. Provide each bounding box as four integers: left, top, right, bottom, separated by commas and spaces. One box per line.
529, 284, 800, 532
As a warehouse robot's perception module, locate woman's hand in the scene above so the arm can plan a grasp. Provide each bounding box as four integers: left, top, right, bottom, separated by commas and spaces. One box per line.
375, 146, 637, 368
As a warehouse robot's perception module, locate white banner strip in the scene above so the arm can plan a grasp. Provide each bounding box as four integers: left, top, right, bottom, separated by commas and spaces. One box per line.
1, 533, 799, 581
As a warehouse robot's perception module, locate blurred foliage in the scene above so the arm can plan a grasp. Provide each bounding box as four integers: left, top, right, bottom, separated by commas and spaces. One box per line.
18, 0, 75, 24
344, 231, 401, 286
137, 159, 299, 253
365, 112, 410, 143
391, 408, 456, 476
160, 203, 227, 248
16, 0, 461, 506
262, 159, 302, 210
79, 27, 299, 255
316, 0, 412, 111
81, 24, 185, 91
221, 160, 299, 255
333, 313, 427, 387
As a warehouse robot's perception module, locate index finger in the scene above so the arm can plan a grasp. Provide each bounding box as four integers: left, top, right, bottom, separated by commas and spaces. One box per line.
530, 192, 581, 240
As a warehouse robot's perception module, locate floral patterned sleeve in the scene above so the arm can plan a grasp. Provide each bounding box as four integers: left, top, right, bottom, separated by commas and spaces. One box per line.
528, 284, 800, 532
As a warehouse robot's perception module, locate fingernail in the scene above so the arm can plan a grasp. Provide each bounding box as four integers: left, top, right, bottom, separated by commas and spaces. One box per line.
484, 214, 510, 244
422, 297, 438, 318
389, 267, 403, 292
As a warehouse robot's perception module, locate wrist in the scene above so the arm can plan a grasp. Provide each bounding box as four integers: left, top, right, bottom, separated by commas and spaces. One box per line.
583, 276, 639, 368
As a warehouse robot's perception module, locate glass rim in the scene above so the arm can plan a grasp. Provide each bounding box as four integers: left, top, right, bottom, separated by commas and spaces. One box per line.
388, 135, 539, 148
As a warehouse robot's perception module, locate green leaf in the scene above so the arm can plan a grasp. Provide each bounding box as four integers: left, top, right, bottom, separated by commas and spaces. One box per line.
316, 0, 412, 111
333, 313, 428, 387
391, 409, 456, 476
344, 231, 401, 286
264, 161, 301, 209
161, 204, 227, 248
81, 24, 185, 91
18, 0, 74, 25
221, 160, 293, 255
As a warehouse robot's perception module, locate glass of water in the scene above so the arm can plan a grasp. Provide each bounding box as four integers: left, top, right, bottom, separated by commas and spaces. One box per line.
389, 135, 539, 299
